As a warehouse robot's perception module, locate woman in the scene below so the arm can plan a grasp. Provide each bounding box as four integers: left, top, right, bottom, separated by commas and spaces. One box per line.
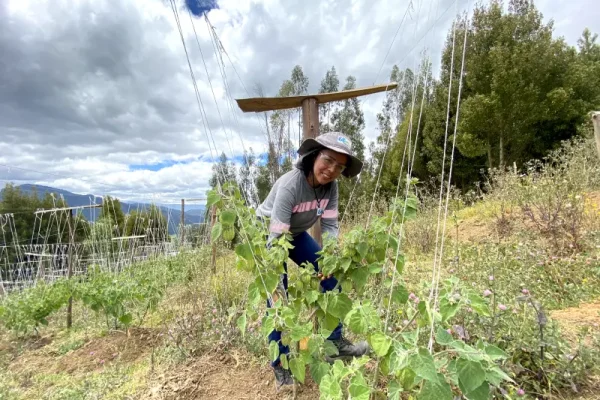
256, 132, 369, 387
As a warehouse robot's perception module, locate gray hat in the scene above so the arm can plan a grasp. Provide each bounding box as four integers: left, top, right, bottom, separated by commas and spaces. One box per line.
297, 132, 364, 178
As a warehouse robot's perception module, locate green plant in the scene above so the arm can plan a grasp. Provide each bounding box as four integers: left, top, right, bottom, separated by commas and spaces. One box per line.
209, 182, 513, 399
0, 279, 71, 336
73, 266, 164, 330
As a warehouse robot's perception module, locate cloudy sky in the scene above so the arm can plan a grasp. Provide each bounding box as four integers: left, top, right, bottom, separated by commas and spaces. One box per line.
0, 0, 596, 204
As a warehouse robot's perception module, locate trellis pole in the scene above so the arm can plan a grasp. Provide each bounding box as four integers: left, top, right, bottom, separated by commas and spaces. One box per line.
235, 83, 397, 245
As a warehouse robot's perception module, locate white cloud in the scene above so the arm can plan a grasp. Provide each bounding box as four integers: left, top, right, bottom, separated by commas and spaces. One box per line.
0, 0, 595, 203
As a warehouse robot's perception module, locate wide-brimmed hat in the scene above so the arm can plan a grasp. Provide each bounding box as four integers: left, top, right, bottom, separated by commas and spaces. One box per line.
297, 132, 364, 178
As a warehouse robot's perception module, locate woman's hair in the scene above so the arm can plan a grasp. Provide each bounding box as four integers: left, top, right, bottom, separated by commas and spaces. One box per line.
298, 148, 321, 177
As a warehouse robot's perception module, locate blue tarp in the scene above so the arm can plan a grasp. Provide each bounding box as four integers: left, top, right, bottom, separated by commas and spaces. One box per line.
185, 0, 219, 16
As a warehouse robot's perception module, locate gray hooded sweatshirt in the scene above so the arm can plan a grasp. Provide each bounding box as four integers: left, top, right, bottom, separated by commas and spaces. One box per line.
256, 163, 339, 241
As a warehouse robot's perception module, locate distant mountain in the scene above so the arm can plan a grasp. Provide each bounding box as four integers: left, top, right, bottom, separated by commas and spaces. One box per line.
0, 184, 206, 235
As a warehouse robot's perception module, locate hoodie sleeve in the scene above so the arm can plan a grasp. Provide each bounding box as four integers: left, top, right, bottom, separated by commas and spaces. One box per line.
320, 182, 339, 240
267, 187, 295, 241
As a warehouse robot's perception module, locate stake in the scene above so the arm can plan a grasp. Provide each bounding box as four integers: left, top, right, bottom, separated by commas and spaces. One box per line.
211, 205, 217, 273
236, 83, 397, 246
181, 198, 185, 246
67, 209, 74, 329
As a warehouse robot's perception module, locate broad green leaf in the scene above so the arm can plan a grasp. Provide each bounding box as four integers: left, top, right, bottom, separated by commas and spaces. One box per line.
211, 222, 223, 242
269, 340, 280, 362
407, 348, 439, 383
322, 312, 340, 332
323, 340, 339, 357
219, 209, 236, 225
280, 354, 289, 369
262, 271, 280, 294
341, 280, 353, 293
261, 315, 275, 337
290, 323, 312, 341
248, 282, 261, 306
206, 191, 221, 207
465, 382, 491, 400
344, 308, 368, 334
468, 293, 491, 317
348, 372, 370, 400
357, 242, 368, 259
319, 374, 343, 399
457, 359, 486, 394
439, 298, 460, 322
369, 332, 393, 357
340, 257, 352, 272
368, 263, 383, 274
485, 345, 508, 360
289, 357, 306, 383
388, 379, 403, 400
351, 268, 369, 292
391, 285, 409, 305
393, 254, 406, 274
235, 243, 253, 261
486, 366, 514, 385
446, 359, 459, 386
417, 375, 453, 400
236, 312, 247, 337
435, 327, 454, 345
328, 293, 352, 319
309, 361, 330, 385
305, 290, 319, 305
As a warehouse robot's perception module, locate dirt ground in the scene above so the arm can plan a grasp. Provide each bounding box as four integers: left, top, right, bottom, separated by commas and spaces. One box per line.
143, 350, 320, 400
6, 327, 162, 376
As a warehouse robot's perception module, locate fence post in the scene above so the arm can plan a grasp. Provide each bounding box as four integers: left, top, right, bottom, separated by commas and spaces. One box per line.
67, 209, 74, 329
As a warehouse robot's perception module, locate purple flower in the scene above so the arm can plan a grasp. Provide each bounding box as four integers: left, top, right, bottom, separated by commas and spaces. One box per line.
413, 296, 420, 304
403, 319, 409, 326
489, 275, 494, 281
517, 388, 525, 396
212, 308, 217, 314
467, 307, 473, 313
498, 304, 507, 311
99, 359, 105, 364
446, 328, 452, 335
483, 289, 492, 297
90, 352, 95, 356
409, 293, 416, 300
449, 269, 455, 274
521, 288, 529, 295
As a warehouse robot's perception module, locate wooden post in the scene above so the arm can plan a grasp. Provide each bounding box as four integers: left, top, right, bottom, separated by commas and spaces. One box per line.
180, 198, 185, 247
236, 83, 397, 246
67, 209, 74, 329
302, 98, 322, 246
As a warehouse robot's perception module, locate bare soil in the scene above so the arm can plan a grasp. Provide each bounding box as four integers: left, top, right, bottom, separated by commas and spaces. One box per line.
144, 350, 320, 400
8, 327, 162, 376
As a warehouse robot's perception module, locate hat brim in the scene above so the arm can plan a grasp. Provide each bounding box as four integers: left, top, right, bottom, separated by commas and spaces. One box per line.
298, 138, 363, 178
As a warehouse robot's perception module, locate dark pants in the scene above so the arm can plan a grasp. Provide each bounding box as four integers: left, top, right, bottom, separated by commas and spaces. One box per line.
267, 231, 343, 367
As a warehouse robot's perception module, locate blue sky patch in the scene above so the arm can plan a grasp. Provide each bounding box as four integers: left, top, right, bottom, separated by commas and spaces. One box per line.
185, 0, 219, 16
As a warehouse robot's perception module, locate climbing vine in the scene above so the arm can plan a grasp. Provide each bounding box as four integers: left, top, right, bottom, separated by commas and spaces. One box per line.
208, 182, 513, 399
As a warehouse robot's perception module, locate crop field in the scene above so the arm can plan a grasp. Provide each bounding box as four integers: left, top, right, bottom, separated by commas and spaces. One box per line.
1, 137, 599, 400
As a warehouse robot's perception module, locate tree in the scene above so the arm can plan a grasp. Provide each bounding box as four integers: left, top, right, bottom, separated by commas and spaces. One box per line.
319, 66, 340, 132
255, 66, 310, 202
455, 0, 592, 170
209, 152, 237, 189
100, 195, 125, 237
238, 148, 258, 207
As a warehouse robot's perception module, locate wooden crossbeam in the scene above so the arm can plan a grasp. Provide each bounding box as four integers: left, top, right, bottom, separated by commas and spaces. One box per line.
235, 83, 398, 113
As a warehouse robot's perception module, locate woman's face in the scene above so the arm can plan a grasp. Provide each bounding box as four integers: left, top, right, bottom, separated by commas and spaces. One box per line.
312, 150, 348, 186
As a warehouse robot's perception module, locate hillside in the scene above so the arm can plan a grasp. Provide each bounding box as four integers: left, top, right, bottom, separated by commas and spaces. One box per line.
0, 184, 206, 235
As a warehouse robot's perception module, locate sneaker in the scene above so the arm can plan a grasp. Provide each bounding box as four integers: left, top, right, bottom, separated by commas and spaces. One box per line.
273, 363, 294, 388
325, 335, 370, 363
